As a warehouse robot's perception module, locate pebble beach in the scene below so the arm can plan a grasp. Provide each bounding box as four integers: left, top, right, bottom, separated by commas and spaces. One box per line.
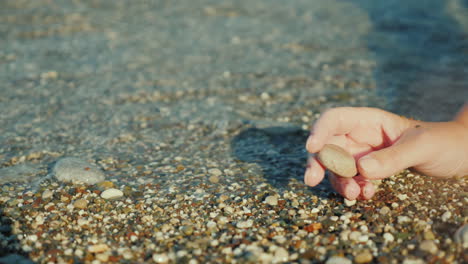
1, 0, 467, 263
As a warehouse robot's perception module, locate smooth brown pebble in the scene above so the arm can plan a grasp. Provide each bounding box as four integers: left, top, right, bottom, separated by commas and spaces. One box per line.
73, 199, 88, 209
354, 250, 373, 263
317, 144, 357, 178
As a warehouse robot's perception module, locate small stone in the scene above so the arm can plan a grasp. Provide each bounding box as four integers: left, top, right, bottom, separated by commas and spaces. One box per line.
344, 198, 356, 207
209, 175, 220, 184
100, 188, 124, 199
152, 253, 169, 263
73, 199, 88, 209
317, 144, 357, 178
325, 256, 352, 264
354, 250, 373, 264
273, 247, 289, 262
383, 233, 394, 243
88, 244, 109, 253
97, 181, 115, 189
397, 216, 411, 224
236, 220, 253, 229
441, 211, 451, 222
379, 206, 390, 215
208, 168, 222, 176
264, 195, 278, 206
423, 230, 435, 240
95, 253, 109, 262
181, 225, 194, 235
454, 224, 468, 248
53, 157, 105, 184
402, 258, 425, 264
419, 240, 438, 254
42, 190, 54, 200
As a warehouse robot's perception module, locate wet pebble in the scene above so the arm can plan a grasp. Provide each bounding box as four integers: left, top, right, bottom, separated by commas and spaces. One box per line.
152, 253, 169, 263
101, 188, 124, 199
273, 247, 289, 262
236, 220, 253, 229
419, 240, 437, 254
379, 206, 390, 215
209, 175, 220, 184
208, 168, 222, 176
325, 256, 352, 264
53, 157, 105, 184
73, 199, 88, 209
344, 198, 356, 207
42, 190, 54, 200
318, 144, 357, 178
88, 244, 109, 253
354, 250, 373, 264
265, 195, 278, 206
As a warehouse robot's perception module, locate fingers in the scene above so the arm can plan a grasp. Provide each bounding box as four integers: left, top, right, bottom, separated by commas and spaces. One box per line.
328, 173, 361, 200
357, 128, 429, 179
354, 175, 376, 200
304, 156, 325, 187
306, 107, 379, 153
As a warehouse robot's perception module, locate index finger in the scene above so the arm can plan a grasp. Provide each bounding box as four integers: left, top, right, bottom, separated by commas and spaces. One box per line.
306, 107, 364, 153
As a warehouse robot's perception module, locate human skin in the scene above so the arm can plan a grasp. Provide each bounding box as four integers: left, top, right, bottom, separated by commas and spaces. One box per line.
304, 104, 468, 200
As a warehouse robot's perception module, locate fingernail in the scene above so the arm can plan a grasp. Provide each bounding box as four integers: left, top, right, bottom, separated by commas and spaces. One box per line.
360, 156, 379, 173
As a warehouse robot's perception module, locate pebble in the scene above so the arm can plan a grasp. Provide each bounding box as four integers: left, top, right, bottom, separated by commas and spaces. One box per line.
208, 175, 219, 183
88, 244, 109, 253
73, 199, 88, 209
379, 206, 390, 215
354, 250, 373, 264
52, 157, 105, 184
41, 190, 54, 200
344, 198, 356, 207
264, 195, 278, 206
236, 220, 253, 229
273, 247, 289, 262
152, 253, 169, 263
325, 256, 352, 264
317, 144, 357, 178
208, 168, 222, 176
402, 258, 425, 264
419, 240, 438, 254
441, 211, 451, 222
397, 216, 411, 224
100, 188, 124, 199
454, 224, 468, 247
383, 233, 394, 243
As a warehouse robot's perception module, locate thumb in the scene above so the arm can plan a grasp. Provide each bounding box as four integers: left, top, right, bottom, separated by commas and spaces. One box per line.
357, 132, 429, 179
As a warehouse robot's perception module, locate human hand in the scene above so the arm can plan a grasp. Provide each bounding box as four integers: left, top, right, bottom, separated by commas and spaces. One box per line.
304, 107, 468, 200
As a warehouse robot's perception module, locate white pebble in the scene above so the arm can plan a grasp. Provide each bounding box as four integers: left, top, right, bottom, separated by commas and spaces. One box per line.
398, 216, 411, 224
42, 190, 54, 199
383, 233, 394, 243
208, 168, 222, 176
349, 231, 361, 241
273, 247, 289, 262
236, 220, 253, 229
152, 253, 169, 263
344, 198, 356, 207
419, 240, 438, 254
325, 256, 352, 264
101, 188, 124, 199
397, 194, 408, 200
264, 195, 278, 206
441, 211, 451, 222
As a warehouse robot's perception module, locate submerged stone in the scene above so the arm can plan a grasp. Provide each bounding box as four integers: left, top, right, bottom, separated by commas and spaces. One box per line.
52, 157, 105, 184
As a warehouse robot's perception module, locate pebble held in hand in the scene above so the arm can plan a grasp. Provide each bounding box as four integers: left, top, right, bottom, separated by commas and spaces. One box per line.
317, 144, 357, 178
